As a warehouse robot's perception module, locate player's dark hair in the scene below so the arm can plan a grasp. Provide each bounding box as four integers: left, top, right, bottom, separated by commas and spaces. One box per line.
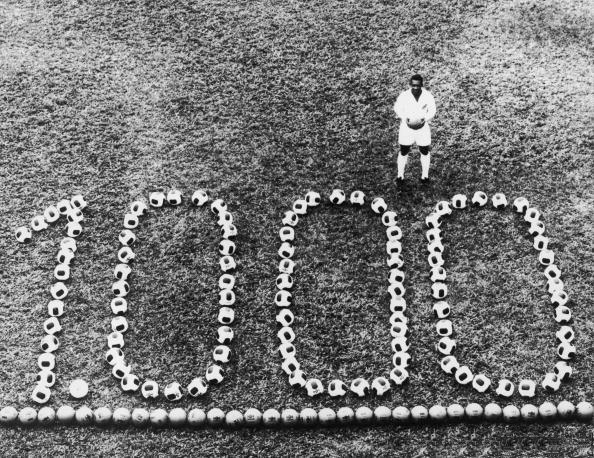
410, 74, 423, 85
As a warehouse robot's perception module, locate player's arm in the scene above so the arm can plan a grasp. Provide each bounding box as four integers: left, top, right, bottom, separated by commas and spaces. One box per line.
424, 93, 436, 122
393, 95, 407, 121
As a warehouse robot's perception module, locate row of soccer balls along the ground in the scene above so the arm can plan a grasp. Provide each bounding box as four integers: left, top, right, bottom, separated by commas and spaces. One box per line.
14, 190, 573, 403
1, 401, 594, 428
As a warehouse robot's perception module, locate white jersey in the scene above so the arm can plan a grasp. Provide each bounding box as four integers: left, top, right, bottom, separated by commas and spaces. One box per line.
393, 88, 436, 124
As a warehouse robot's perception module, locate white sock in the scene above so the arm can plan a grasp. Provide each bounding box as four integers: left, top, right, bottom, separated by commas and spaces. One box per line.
420, 153, 431, 179
397, 154, 408, 179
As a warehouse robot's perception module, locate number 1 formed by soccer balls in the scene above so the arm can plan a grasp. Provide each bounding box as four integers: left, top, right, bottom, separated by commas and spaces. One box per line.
16, 190, 574, 403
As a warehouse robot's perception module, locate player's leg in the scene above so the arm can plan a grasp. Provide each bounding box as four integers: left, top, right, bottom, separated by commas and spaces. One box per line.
397, 124, 414, 180
397, 144, 411, 179
416, 126, 432, 180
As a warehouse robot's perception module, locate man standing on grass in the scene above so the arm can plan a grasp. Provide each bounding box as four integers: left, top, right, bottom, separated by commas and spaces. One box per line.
393, 74, 436, 182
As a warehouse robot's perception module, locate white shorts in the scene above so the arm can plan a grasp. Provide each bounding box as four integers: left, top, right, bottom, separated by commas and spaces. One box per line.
398, 122, 431, 147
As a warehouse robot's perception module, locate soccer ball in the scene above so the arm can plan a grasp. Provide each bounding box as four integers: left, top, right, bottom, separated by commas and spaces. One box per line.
43, 205, 60, 224
435, 200, 452, 216
492, 193, 508, 209
533, 234, 549, 251
440, 355, 459, 375
432, 282, 448, 299
218, 273, 236, 290
130, 201, 148, 216
544, 264, 561, 281
112, 280, 130, 297
191, 190, 209, 206
529, 220, 545, 237
36, 369, 56, 387
318, 408, 336, 426
206, 364, 224, 384
390, 322, 408, 338
261, 408, 281, 426
166, 190, 182, 205
425, 213, 441, 229
66, 208, 84, 224
111, 361, 131, 379
554, 361, 573, 381
219, 255, 237, 272
110, 298, 127, 315
430, 267, 447, 282
186, 408, 206, 427
576, 402, 594, 422
38, 407, 57, 425
374, 209, 398, 232
484, 403, 502, 421
392, 406, 411, 423
328, 379, 347, 397
541, 373, 560, 392
391, 336, 409, 353
512, 197, 529, 213
70, 194, 87, 210
57, 248, 75, 265
40, 335, 60, 353
111, 316, 128, 333
300, 408, 318, 426
329, 189, 346, 205
305, 191, 321, 207
107, 331, 125, 348
104, 348, 124, 366
65, 221, 83, 237
47, 300, 64, 317
374, 406, 392, 423
436, 336, 456, 355
387, 253, 404, 269
428, 252, 444, 268
495, 379, 514, 397
114, 263, 132, 281
336, 407, 355, 424
281, 356, 299, 375
117, 247, 135, 264
140, 380, 159, 399
557, 341, 576, 360
94, 406, 113, 426
56, 199, 72, 214
275, 290, 292, 307
465, 403, 484, 421
556, 326, 574, 343
243, 408, 262, 427
386, 240, 402, 256
31, 215, 49, 232
371, 377, 391, 396
556, 400, 575, 420
277, 326, 295, 343
123, 213, 139, 229
278, 342, 296, 359
54, 264, 70, 281
425, 228, 441, 243
219, 240, 236, 256
428, 239, 444, 254
279, 226, 295, 242
278, 258, 296, 274
471, 191, 488, 207
389, 268, 405, 284
551, 291, 569, 308
217, 210, 233, 227
517, 379, 536, 397
350, 378, 370, 397
554, 305, 571, 323
388, 281, 405, 298
276, 273, 294, 290
433, 301, 450, 318
221, 223, 238, 239
217, 326, 234, 344
288, 369, 306, 388
121, 373, 141, 392
38, 353, 55, 370
292, 199, 308, 215
219, 289, 236, 306
43, 317, 62, 335
435, 319, 453, 336
538, 249, 554, 266
225, 410, 244, 428
410, 406, 429, 423
278, 242, 295, 259
149, 192, 166, 208
31, 384, 51, 404
520, 404, 539, 422
206, 408, 226, 427
169, 408, 187, 428
56, 405, 76, 424
390, 366, 409, 385
281, 408, 299, 427
50, 282, 68, 300
187, 377, 208, 397
390, 297, 407, 313
428, 405, 447, 422
472, 374, 491, 393
212, 345, 231, 363
446, 404, 465, 421
276, 309, 294, 327
349, 191, 365, 206
538, 402, 557, 421
371, 197, 387, 214
355, 406, 373, 424
164, 382, 183, 401
454, 365, 473, 385
451, 194, 467, 209
524, 207, 541, 223
15, 226, 32, 243
305, 378, 324, 397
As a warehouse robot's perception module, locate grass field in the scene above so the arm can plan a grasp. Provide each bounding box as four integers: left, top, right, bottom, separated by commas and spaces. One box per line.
0, 0, 593, 456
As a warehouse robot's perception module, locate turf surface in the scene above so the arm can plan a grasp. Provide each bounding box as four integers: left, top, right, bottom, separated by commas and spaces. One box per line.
0, 0, 593, 456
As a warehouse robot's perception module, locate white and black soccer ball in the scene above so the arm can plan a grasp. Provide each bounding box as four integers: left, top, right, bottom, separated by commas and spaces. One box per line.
191, 190, 209, 206
164, 382, 183, 401
492, 193, 508, 209
305, 191, 321, 207
15, 226, 32, 243
350, 378, 370, 397
329, 189, 346, 205
187, 377, 208, 397
471, 191, 488, 207
349, 190, 365, 206
167, 190, 183, 205
31, 215, 49, 232
371, 197, 387, 214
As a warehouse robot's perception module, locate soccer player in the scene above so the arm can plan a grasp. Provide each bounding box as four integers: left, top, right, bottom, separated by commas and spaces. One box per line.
393, 74, 436, 181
